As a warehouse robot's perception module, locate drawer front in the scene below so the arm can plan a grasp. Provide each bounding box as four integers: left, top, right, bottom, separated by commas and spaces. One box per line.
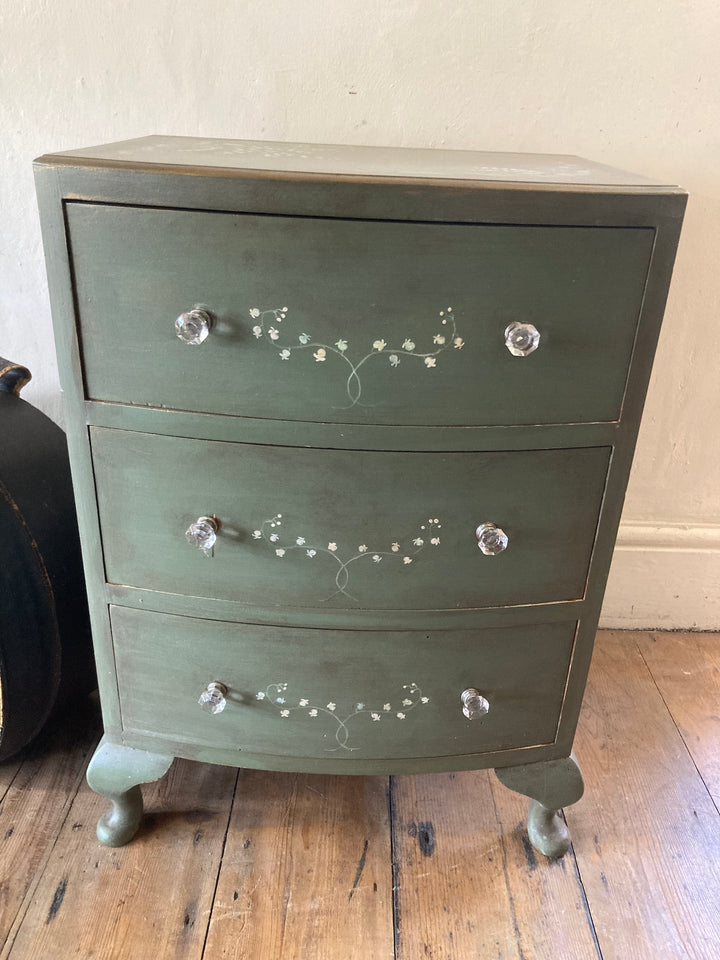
91, 427, 609, 611
111, 606, 576, 761
68, 203, 652, 426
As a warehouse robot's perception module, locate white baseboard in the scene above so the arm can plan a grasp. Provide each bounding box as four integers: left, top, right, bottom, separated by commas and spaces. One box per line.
599, 521, 720, 630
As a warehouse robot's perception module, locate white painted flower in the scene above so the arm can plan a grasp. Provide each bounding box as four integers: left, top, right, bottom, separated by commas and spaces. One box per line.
276, 697, 285, 704
403, 556, 413, 564
296, 537, 306, 545
299, 333, 311, 344
356, 703, 365, 710
389, 354, 400, 366
299, 698, 309, 706
397, 712, 406, 719
371, 713, 381, 721
335, 339, 348, 352
421, 697, 429, 704
327, 702, 336, 712
439, 311, 444, 316
383, 703, 392, 712
268, 327, 280, 341
424, 357, 436, 368
447, 306, 453, 311
313, 348, 326, 362
249, 308, 261, 318
402, 698, 413, 706
372, 339, 387, 352
433, 334, 446, 345
358, 544, 368, 553
372, 554, 382, 563
391, 543, 400, 552
252, 530, 262, 539
252, 325, 263, 338
309, 709, 318, 717
413, 537, 424, 547
269, 533, 279, 542
256, 691, 266, 700
279, 349, 291, 360
328, 542, 337, 552
430, 537, 440, 546
275, 548, 286, 557
306, 549, 317, 558
279, 683, 288, 690
280, 709, 290, 718
454, 337, 464, 349
402, 339, 415, 351
282, 306, 288, 312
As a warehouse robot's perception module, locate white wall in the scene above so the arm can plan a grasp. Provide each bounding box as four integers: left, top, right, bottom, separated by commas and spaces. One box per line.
1, 1, 717, 627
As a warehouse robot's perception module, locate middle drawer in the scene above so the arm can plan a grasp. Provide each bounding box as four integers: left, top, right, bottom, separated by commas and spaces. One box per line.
91, 428, 609, 612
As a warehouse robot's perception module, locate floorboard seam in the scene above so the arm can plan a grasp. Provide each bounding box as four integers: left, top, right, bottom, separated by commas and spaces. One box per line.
0, 763, 23, 807
488, 772, 529, 960
563, 813, 604, 960
199, 767, 242, 960
635, 635, 720, 817
0, 731, 101, 960
388, 776, 400, 960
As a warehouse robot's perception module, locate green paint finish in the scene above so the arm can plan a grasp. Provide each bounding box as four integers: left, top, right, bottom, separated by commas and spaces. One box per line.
33, 138, 687, 848
111, 605, 576, 764
90, 427, 610, 611
86, 736, 174, 846
495, 752, 584, 858
67, 204, 653, 427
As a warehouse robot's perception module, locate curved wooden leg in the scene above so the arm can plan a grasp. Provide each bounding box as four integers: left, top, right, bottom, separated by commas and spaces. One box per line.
494, 753, 584, 859
86, 736, 174, 847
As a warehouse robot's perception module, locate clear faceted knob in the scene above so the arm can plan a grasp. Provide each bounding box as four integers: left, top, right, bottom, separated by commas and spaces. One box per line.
175, 308, 214, 345
504, 321, 540, 357
461, 688, 490, 720
185, 515, 219, 556
198, 681, 228, 714
475, 522, 508, 555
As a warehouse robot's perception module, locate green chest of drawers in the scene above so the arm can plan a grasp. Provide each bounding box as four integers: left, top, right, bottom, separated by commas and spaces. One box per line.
34, 137, 685, 856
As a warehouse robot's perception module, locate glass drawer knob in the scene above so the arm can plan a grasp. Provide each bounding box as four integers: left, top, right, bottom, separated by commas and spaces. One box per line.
175, 308, 214, 345
505, 321, 540, 357
198, 681, 228, 714
185, 515, 219, 556
475, 522, 508, 555
461, 688, 490, 720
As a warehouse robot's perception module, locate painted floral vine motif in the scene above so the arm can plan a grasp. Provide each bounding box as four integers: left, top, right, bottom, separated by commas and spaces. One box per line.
252, 516, 442, 602
256, 681, 430, 752
249, 306, 464, 409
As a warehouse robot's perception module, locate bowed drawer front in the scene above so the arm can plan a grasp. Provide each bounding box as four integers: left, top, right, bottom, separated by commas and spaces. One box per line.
91, 427, 610, 610
112, 606, 577, 763
34, 136, 685, 853
67, 203, 653, 426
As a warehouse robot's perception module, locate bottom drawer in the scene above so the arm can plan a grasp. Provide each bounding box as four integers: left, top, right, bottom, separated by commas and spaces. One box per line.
111, 607, 576, 763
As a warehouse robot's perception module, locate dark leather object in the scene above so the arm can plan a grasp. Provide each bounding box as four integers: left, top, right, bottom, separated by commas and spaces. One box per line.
0, 357, 95, 760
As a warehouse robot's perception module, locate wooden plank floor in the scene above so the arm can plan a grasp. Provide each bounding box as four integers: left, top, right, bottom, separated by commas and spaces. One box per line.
1, 631, 717, 960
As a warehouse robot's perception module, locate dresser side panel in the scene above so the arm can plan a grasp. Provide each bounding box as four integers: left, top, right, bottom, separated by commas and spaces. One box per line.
33, 165, 121, 734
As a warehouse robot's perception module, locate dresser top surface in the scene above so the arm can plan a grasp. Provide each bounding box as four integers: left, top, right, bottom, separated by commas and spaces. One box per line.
35, 135, 678, 188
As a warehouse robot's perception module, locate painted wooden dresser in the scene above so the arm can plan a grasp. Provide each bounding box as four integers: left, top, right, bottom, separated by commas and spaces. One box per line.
34, 137, 685, 856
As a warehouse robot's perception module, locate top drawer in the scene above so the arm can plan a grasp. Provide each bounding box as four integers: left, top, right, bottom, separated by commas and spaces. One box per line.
67, 203, 653, 427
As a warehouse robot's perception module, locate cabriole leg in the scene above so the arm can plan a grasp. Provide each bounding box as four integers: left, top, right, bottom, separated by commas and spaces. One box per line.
86, 736, 174, 847
495, 753, 584, 859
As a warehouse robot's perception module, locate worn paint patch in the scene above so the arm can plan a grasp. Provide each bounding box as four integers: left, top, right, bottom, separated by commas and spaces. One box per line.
45, 877, 67, 924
